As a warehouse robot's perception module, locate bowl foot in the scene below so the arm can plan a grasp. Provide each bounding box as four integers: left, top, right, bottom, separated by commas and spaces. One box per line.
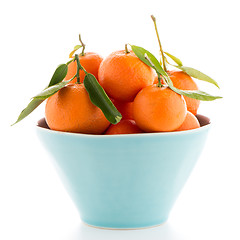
82, 219, 167, 230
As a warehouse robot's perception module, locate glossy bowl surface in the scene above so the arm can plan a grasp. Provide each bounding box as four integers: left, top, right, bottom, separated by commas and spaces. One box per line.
36, 115, 210, 229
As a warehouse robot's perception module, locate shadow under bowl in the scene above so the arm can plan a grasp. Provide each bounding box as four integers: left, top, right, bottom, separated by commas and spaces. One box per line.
36, 114, 210, 229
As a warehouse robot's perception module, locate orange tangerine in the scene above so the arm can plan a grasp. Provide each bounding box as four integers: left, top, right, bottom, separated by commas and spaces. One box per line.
45, 83, 110, 134
133, 85, 187, 132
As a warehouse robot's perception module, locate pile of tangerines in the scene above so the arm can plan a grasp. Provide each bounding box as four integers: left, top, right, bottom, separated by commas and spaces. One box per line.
45, 47, 200, 135
14, 16, 221, 134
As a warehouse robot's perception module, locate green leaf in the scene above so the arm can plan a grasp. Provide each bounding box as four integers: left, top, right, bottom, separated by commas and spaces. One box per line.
164, 52, 183, 66
131, 45, 177, 90
130, 44, 167, 77
161, 72, 222, 101
74, 45, 82, 50
11, 98, 44, 126
176, 65, 220, 89
170, 86, 222, 101
69, 45, 82, 58
131, 45, 222, 101
48, 64, 68, 87
33, 79, 72, 100
12, 64, 70, 125
163, 50, 220, 89
12, 79, 72, 125
83, 73, 122, 124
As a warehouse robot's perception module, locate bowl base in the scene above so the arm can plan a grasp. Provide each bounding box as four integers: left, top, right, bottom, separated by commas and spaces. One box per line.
82, 219, 167, 230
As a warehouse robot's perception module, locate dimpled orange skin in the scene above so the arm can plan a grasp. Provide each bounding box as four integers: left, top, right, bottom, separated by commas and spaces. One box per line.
175, 111, 200, 131
45, 84, 110, 134
133, 85, 187, 132
98, 50, 155, 102
105, 119, 143, 135
169, 70, 200, 115
65, 52, 103, 83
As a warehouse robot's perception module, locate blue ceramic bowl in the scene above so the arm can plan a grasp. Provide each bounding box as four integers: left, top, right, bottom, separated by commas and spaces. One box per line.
36, 115, 210, 229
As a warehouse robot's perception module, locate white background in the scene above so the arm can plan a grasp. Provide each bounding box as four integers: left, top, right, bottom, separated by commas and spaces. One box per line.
1, 0, 240, 239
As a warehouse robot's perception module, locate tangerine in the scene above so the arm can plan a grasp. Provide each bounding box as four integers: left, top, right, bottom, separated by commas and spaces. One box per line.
169, 70, 200, 115
45, 83, 110, 134
98, 49, 155, 102
133, 85, 187, 132
65, 52, 103, 83
175, 111, 200, 131
111, 99, 134, 120
105, 119, 143, 135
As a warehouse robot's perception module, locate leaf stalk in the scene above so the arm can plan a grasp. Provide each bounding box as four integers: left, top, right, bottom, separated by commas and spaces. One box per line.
74, 54, 81, 84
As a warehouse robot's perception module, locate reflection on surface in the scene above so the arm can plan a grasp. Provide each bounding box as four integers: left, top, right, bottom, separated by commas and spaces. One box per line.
65, 222, 186, 240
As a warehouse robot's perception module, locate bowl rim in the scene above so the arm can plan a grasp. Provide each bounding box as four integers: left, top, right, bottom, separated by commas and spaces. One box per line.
36, 114, 211, 138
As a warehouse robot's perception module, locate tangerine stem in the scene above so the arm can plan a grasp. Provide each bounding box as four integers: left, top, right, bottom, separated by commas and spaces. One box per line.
66, 58, 74, 66
151, 15, 167, 72
144, 53, 163, 87
156, 74, 163, 88
125, 44, 130, 54
79, 34, 86, 56
75, 54, 81, 84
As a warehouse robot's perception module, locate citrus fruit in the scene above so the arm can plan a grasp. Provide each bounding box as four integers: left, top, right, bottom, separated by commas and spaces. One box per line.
98, 50, 155, 102
133, 85, 187, 132
105, 119, 143, 135
111, 99, 134, 120
45, 83, 110, 134
175, 111, 200, 131
169, 70, 200, 115
65, 52, 103, 83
